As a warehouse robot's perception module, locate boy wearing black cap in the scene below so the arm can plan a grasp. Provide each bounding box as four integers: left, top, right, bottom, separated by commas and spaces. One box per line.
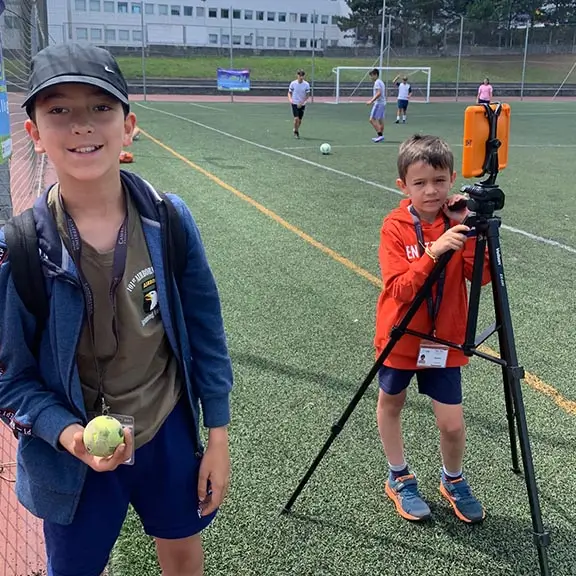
0, 43, 233, 576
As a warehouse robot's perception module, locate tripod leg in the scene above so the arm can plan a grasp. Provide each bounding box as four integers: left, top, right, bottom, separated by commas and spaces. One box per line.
486, 219, 551, 576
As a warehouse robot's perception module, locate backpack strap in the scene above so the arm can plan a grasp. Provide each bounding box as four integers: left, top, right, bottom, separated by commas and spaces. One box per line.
160, 193, 187, 284
4, 208, 49, 357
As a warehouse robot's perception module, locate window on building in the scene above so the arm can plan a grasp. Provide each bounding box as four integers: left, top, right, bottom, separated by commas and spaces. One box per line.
90, 28, 102, 41
300, 14, 307, 23
117, 2, 128, 13
267, 37, 275, 47
131, 3, 141, 14
256, 36, 264, 47
232, 35, 241, 45
220, 8, 229, 18
289, 37, 297, 48
184, 6, 192, 16
171, 5, 180, 16
105, 28, 116, 41
331, 15, 338, 25
158, 4, 168, 15
76, 27, 88, 39
233, 9, 241, 19
278, 37, 286, 48
267, 12, 275, 21
321, 14, 328, 24
244, 10, 253, 19
289, 13, 297, 22
256, 11, 264, 20
208, 8, 217, 18
221, 34, 229, 44
103, 1, 114, 12
299, 38, 307, 48
278, 12, 286, 22
75, 0, 87, 11
196, 6, 204, 16
119, 29, 130, 40
89, 0, 101, 11
145, 3, 154, 14
311, 13, 318, 23
244, 35, 253, 45
133, 29, 142, 41
208, 33, 218, 44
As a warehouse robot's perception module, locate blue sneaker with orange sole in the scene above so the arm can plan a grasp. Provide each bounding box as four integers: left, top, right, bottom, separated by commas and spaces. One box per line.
440, 471, 486, 524
385, 473, 431, 521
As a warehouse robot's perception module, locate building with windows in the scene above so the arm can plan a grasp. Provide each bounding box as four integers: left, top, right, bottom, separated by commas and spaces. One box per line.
43, 0, 353, 51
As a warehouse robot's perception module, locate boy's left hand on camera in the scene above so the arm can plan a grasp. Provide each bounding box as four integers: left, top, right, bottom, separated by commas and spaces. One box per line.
443, 194, 470, 223
197, 427, 230, 517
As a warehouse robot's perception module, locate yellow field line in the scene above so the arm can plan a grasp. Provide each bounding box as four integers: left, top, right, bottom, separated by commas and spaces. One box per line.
140, 129, 576, 418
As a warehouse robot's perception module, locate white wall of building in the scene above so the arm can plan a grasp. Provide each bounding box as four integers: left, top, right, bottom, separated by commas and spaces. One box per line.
47, 0, 353, 49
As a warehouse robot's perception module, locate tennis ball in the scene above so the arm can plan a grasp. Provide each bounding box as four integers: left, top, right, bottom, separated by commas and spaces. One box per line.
83, 415, 124, 458
320, 143, 331, 155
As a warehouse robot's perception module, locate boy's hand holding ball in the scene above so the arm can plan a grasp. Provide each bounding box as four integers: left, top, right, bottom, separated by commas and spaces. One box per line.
59, 417, 133, 472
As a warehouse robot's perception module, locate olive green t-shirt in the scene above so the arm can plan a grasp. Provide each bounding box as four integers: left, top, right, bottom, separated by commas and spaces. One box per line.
48, 186, 182, 449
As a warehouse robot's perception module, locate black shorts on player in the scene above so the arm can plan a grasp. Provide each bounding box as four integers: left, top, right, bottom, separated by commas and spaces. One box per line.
292, 104, 305, 119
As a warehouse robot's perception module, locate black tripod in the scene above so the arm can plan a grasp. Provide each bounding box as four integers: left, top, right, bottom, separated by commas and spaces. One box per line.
282, 103, 551, 575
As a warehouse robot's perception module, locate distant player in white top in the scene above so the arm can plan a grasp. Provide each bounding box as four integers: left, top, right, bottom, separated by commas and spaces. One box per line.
393, 75, 412, 123
288, 69, 311, 139
366, 69, 386, 143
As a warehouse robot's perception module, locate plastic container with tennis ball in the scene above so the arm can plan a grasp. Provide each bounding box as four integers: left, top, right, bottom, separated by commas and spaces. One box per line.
83, 415, 125, 458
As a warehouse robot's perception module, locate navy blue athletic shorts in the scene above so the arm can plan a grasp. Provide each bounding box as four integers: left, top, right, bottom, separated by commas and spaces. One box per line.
43, 397, 216, 576
378, 366, 462, 405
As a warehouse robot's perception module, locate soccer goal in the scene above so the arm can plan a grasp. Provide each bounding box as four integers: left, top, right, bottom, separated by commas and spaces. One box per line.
329, 66, 432, 104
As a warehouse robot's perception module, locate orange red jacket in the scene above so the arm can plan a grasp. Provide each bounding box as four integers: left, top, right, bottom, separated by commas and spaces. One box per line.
375, 198, 491, 369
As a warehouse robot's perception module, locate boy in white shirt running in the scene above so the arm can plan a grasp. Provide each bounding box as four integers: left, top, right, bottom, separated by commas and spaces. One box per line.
393, 75, 412, 123
367, 69, 386, 143
288, 69, 311, 139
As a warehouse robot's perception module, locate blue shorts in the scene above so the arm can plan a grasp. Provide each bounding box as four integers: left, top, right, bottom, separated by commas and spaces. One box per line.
378, 366, 462, 405
370, 102, 385, 120
43, 397, 215, 576
397, 99, 409, 110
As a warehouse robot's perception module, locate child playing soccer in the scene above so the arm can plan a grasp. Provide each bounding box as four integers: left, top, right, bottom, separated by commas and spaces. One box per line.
392, 75, 412, 123
375, 134, 491, 524
367, 69, 386, 143
0, 42, 233, 575
287, 69, 311, 139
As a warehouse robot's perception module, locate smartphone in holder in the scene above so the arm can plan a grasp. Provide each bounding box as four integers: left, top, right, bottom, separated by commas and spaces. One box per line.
462, 103, 511, 179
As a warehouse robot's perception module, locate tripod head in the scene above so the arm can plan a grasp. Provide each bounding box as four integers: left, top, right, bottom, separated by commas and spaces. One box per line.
460, 102, 508, 227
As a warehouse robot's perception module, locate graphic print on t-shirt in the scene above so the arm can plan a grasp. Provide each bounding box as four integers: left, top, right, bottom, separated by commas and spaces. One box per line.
127, 266, 160, 327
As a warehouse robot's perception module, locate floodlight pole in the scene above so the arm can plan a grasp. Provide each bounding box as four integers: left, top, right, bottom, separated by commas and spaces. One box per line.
378, 0, 386, 70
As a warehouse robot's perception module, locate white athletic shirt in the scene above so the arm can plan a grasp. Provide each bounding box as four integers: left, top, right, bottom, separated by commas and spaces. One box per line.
289, 80, 311, 105
397, 82, 412, 100
373, 79, 386, 104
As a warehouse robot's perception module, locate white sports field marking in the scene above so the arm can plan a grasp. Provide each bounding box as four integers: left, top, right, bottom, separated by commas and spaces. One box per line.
186, 102, 226, 112
280, 143, 576, 151
136, 102, 576, 255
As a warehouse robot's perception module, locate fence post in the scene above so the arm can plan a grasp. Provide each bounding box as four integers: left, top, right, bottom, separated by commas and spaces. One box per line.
0, 4, 12, 226
378, 0, 386, 69
311, 10, 316, 102
140, 1, 147, 102
455, 15, 464, 101
520, 24, 529, 100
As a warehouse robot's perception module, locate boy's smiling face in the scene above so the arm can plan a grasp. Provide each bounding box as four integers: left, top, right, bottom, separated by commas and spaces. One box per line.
25, 83, 136, 184
397, 160, 456, 221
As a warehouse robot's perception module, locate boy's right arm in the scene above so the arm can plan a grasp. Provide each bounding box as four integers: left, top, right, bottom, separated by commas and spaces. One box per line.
0, 252, 83, 450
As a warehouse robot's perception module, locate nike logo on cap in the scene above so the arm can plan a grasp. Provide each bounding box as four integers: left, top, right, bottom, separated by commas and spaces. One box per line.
104, 66, 114, 73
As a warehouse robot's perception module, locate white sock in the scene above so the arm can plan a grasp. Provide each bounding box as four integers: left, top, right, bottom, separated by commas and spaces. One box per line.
402, 115, 406, 121
443, 465, 462, 479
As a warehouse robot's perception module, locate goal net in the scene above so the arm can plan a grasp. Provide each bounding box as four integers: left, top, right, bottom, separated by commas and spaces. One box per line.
329, 66, 431, 104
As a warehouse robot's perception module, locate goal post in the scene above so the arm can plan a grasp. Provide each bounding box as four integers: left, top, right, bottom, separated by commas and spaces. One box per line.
330, 66, 432, 104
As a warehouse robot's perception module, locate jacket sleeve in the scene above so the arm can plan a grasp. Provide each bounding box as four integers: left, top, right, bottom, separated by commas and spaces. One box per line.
0, 238, 82, 449
379, 220, 437, 302
462, 233, 491, 285
169, 196, 233, 429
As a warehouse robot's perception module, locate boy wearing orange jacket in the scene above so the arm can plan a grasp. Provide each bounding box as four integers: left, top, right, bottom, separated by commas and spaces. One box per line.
375, 134, 491, 524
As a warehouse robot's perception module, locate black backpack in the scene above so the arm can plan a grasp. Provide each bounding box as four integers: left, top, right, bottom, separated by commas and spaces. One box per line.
3, 193, 187, 356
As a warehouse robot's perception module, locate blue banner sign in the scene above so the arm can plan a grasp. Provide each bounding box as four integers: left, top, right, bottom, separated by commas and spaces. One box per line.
217, 68, 250, 92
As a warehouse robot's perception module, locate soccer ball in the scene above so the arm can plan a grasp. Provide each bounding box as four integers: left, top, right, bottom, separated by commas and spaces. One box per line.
320, 143, 331, 155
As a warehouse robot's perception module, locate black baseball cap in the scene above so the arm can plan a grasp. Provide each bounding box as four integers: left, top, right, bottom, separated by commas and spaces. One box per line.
22, 42, 129, 112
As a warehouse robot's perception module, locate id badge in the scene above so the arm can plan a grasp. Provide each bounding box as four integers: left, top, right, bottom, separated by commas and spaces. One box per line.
417, 340, 449, 368
86, 412, 135, 466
